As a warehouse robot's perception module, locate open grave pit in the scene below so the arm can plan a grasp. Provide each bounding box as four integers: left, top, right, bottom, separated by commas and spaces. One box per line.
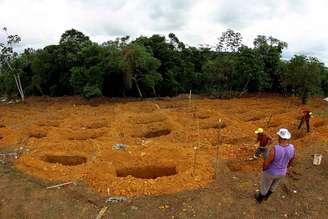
17, 146, 215, 197
116, 165, 177, 179
131, 122, 172, 139
41, 154, 87, 166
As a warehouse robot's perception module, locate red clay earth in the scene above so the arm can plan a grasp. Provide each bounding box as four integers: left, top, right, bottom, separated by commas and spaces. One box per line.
1, 96, 328, 218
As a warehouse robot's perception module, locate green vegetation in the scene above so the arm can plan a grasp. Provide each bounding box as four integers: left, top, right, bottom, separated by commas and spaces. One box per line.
1, 28, 327, 102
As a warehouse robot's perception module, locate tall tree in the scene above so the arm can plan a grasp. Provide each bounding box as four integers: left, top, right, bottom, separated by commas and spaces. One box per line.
70, 42, 106, 99
0, 27, 25, 101
320, 66, 328, 96
122, 43, 161, 98
202, 54, 237, 97
217, 29, 243, 53
59, 29, 91, 47
253, 35, 288, 92
235, 46, 266, 95
283, 55, 321, 104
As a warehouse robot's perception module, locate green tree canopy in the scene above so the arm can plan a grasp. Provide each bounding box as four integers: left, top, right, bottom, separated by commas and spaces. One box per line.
283, 55, 322, 103
1, 28, 327, 103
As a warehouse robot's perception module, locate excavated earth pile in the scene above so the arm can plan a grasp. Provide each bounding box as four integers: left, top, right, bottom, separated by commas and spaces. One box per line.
1, 96, 327, 197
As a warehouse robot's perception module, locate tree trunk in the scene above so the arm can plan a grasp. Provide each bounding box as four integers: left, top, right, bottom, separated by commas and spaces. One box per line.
17, 74, 24, 101
239, 78, 250, 98
152, 86, 157, 97
133, 78, 143, 99
301, 90, 308, 104
13, 73, 24, 102
5, 59, 25, 102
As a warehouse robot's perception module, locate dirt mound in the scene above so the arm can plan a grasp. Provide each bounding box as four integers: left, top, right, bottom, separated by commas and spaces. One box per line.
38, 120, 60, 127
28, 129, 47, 139
195, 110, 214, 119
65, 130, 105, 140
123, 102, 159, 113
82, 120, 109, 129
17, 147, 214, 197
313, 120, 327, 128
0, 128, 22, 147
200, 118, 226, 129
0, 96, 324, 197
226, 160, 261, 172
131, 112, 167, 124
238, 111, 267, 122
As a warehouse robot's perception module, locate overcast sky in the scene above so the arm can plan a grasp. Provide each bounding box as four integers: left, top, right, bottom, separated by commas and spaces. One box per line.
1, 0, 328, 64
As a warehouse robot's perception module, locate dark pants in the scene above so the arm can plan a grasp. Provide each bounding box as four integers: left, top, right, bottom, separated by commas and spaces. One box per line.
298, 118, 310, 132
255, 147, 269, 159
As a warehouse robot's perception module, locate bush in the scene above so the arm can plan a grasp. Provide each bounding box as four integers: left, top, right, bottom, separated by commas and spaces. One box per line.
82, 84, 102, 100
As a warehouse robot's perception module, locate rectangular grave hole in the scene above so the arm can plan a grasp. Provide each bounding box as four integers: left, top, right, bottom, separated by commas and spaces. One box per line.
144, 129, 171, 138
116, 166, 177, 179
42, 155, 87, 166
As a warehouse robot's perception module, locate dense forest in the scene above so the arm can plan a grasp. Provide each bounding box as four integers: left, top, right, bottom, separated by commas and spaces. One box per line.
1, 28, 328, 103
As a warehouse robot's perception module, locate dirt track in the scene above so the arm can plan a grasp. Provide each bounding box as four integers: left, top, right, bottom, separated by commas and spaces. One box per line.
1, 96, 328, 218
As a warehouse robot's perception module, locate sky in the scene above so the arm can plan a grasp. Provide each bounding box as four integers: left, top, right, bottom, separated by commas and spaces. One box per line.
0, 0, 328, 64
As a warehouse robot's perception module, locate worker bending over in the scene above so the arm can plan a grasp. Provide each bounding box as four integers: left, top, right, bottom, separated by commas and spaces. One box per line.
249, 128, 272, 160
298, 108, 312, 132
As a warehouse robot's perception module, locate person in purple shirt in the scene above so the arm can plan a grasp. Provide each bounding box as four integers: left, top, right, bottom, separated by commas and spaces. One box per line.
255, 128, 295, 203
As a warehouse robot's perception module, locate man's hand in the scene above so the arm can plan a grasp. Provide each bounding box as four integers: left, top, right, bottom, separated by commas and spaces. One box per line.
263, 148, 275, 171
288, 153, 295, 168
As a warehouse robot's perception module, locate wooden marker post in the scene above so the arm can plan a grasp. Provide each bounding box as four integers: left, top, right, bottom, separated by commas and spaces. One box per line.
189, 90, 192, 106
192, 113, 200, 177
215, 119, 222, 180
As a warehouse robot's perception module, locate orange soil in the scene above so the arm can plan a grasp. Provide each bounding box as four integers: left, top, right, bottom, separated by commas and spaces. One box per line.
1, 96, 327, 197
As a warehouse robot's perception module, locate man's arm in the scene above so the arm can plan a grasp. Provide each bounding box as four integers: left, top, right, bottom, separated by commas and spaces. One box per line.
267, 135, 273, 145
263, 148, 275, 171
288, 151, 295, 168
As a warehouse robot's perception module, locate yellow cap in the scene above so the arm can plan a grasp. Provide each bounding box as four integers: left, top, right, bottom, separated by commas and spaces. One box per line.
255, 128, 264, 134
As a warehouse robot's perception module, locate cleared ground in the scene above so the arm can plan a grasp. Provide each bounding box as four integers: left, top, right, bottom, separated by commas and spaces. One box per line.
0, 96, 327, 218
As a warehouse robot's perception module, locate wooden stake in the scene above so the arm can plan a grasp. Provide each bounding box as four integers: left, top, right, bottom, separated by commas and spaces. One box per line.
192, 146, 197, 177
95, 206, 109, 219
46, 181, 74, 189
197, 115, 200, 149
215, 119, 222, 180
189, 90, 192, 106
192, 113, 200, 177
266, 113, 272, 128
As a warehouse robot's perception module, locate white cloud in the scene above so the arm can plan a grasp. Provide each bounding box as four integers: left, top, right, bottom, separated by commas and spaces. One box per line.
0, 0, 328, 64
